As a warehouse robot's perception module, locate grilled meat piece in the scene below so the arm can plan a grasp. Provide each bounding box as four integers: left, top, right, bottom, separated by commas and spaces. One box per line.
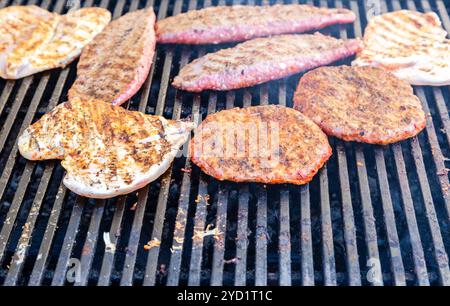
173, 33, 362, 92
156, 4, 356, 44
0, 5, 111, 79
190, 105, 332, 185
18, 97, 194, 199
69, 8, 156, 106
352, 10, 450, 86
294, 66, 426, 145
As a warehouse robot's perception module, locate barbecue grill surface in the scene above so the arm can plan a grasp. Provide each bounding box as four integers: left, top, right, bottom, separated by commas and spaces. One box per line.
0, 0, 449, 286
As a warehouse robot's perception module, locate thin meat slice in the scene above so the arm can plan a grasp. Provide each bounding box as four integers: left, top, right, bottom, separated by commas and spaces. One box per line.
173, 33, 362, 92
27, 8, 112, 76
294, 66, 426, 145
190, 105, 332, 185
69, 8, 156, 106
156, 4, 356, 44
18, 97, 194, 199
352, 10, 450, 86
0, 5, 111, 79
0, 6, 58, 79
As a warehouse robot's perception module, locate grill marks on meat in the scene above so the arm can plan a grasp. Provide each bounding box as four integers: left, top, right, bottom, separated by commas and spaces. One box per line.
173, 33, 362, 92
68, 8, 156, 105
352, 10, 450, 86
156, 4, 356, 44
0, 5, 111, 79
18, 97, 194, 199
28, 8, 112, 72
294, 66, 426, 145
190, 105, 332, 185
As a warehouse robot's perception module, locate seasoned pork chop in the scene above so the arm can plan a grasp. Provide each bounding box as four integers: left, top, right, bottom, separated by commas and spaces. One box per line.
68, 8, 156, 105
157, 4, 356, 44
18, 97, 194, 199
173, 33, 362, 92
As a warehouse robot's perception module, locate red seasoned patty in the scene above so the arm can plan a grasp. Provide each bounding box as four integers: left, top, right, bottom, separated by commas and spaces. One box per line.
293, 66, 426, 145
190, 105, 332, 185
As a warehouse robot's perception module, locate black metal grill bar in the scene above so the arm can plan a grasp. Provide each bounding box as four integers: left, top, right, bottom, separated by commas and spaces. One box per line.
140, 0, 178, 286
412, 90, 450, 284
331, 0, 361, 286
210, 93, 234, 286
28, 181, 66, 285
233, 92, 252, 286
97, 0, 155, 286
431, 88, 450, 147
108, 0, 148, 286
380, 4, 432, 284
319, 164, 337, 285
165, 50, 197, 286
368, 2, 406, 287
0, 80, 13, 120
50, 0, 120, 286
254, 84, 269, 286
74, 0, 123, 287
97, 197, 125, 285
187, 83, 213, 286
278, 79, 292, 286
313, 0, 337, 287
26, 69, 72, 286
0, 0, 58, 270
403, 0, 450, 285
428, 2, 450, 156
210, 187, 229, 285
51, 197, 85, 285
0, 76, 33, 197
210, 0, 233, 287
2, 56, 59, 283
255, 187, 268, 285
76, 200, 105, 286
375, 148, 407, 285
300, 184, 314, 285
349, 0, 383, 286
416, 0, 450, 219
181, 0, 213, 287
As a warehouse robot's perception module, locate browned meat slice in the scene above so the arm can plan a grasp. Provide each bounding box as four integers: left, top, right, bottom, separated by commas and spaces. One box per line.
18, 97, 194, 199
294, 66, 426, 145
156, 4, 355, 44
173, 33, 362, 92
190, 105, 332, 185
0, 5, 111, 79
352, 10, 450, 86
68, 8, 156, 106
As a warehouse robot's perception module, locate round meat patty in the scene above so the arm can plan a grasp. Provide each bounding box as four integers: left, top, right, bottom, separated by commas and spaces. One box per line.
190, 105, 332, 185
293, 66, 426, 145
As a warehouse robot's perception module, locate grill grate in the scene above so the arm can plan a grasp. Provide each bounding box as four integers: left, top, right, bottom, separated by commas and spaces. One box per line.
0, 0, 449, 286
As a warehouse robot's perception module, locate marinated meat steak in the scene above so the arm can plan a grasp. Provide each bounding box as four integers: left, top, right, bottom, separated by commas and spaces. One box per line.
18, 97, 194, 199
352, 10, 450, 86
156, 4, 355, 44
294, 66, 426, 145
0, 5, 111, 79
173, 33, 362, 92
190, 105, 332, 185
69, 8, 156, 106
